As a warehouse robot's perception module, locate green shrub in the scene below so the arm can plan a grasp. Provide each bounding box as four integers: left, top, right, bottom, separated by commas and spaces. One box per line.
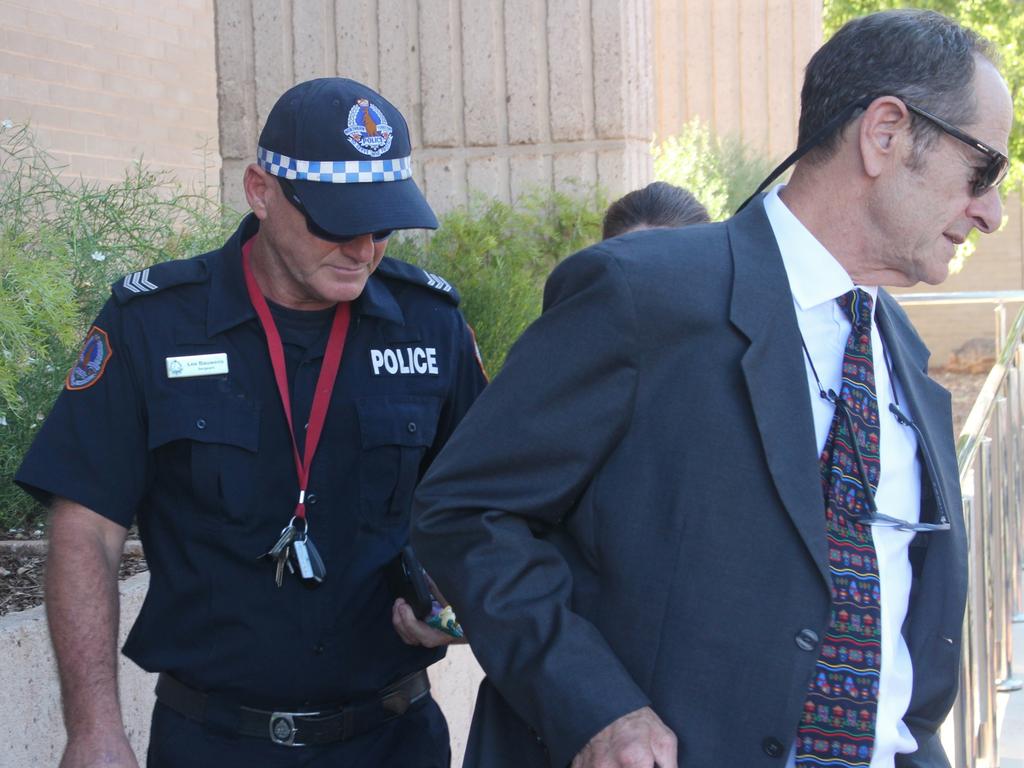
0, 123, 240, 532
387, 186, 606, 374
653, 119, 773, 221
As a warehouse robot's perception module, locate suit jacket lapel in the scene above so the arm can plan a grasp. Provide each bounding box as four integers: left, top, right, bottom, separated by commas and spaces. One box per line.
875, 294, 968, 631
727, 200, 832, 589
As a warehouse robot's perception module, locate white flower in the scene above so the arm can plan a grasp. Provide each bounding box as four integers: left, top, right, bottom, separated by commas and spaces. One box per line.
0, 414, 7, 427
90, 250, 107, 262
1, 119, 12, 130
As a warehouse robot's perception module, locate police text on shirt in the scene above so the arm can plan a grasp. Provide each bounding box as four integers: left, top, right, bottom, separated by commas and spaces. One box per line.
370, 347, 439, 375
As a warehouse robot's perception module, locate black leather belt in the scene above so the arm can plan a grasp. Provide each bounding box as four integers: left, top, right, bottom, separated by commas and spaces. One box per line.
154, 670, 431, 747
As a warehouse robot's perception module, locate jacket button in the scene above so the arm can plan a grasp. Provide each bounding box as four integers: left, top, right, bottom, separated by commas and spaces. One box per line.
306, 493, 318, 506
195, 418, 207, 430
762, 737, 784, 758
407, 422, 417, 433
795, 628, 820, 652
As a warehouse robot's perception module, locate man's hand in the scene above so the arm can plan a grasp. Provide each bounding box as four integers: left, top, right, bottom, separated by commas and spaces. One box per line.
571, 707, 678, 768
390, 598, 468, 648
60, 730, 139, 768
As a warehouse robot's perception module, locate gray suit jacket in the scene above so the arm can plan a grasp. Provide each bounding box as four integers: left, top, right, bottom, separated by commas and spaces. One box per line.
412, 199, 967, 768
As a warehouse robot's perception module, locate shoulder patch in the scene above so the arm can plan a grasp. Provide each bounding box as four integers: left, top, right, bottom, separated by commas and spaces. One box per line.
468, 323, 489, 382
111, 257, 208, 304
374, 257, 460, 305
66, 325, 112, 391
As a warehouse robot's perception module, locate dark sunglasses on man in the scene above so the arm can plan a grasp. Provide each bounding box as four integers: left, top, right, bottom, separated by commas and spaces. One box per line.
738, 94, 1010, 212
902, 100, 1009, 196
276, 177, 393, 244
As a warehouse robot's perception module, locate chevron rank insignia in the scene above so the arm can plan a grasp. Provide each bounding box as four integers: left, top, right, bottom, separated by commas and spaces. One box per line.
372, 257, 460, 305
111, 258, 208, 304
122, 268, 158, 294
422, 270, 452, 293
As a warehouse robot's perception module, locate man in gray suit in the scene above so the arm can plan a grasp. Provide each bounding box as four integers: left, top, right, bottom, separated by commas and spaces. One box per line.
413, 10, 1013, 768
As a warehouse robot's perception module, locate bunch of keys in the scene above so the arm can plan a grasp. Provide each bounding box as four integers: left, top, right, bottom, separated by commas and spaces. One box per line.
263, 517, 326, 587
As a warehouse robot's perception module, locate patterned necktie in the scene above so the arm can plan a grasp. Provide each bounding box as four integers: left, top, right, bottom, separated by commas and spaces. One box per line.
795, 289, 882, 767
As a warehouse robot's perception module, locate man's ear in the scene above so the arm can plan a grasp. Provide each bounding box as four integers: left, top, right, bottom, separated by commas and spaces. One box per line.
858, 96, 912, 180
244, 164, 273, 220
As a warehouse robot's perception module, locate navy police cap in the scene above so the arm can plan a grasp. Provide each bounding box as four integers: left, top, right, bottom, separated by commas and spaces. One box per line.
257, 78, 438, 238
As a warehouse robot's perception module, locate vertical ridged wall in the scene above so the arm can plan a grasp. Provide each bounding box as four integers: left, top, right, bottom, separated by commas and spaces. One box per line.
653, 0, 822, 162
215, 0, 654, 214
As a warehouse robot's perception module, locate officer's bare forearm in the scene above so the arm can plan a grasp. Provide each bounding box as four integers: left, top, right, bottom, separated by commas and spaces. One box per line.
45, 498, 130, 738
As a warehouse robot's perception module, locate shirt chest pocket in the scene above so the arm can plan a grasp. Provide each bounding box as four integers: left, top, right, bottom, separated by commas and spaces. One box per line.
148, 393, 261, 523
356, 396, 441, 528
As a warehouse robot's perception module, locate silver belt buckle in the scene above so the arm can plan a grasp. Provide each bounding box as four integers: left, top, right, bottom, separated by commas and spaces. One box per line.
269, 712, 304, 747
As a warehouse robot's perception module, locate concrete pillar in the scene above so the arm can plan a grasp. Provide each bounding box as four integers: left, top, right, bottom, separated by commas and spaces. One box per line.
215, 0, 653, 214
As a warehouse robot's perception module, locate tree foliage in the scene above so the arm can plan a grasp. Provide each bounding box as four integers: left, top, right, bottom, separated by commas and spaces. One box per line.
652, 119, 773, 221
824, 0, 1023, 188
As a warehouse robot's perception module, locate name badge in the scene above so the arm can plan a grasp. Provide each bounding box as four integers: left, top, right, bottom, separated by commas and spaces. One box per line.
166, 353, 229, 379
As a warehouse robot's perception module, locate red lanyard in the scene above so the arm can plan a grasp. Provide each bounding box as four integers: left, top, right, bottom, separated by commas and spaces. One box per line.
241, 242, 351, 522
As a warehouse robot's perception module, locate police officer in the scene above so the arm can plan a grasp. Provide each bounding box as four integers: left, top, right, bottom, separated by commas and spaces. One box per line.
16, 78, 487, 768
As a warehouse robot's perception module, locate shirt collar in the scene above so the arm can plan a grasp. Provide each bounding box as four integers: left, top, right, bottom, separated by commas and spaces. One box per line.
763, 185, 878, 314
207, 213, 259, 337
206, 213, 405, 337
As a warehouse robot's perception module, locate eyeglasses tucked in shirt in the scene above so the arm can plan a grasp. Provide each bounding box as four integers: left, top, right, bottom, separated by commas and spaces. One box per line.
801, 335, 952, 534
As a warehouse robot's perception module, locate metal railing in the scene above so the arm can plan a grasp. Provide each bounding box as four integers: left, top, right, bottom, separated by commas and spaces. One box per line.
895, 291, 1024, 768
896, 290, 1024, 357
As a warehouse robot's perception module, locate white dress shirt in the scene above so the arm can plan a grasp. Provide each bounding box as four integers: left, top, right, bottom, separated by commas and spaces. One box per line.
763, 186, 922, 767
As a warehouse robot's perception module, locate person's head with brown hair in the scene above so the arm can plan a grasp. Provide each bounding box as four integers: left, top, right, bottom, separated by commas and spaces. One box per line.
602, 181, 710, 240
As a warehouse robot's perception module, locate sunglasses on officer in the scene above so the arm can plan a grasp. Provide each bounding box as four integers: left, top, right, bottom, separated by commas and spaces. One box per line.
737, 94, 1010, 212
276, 177, 393, 244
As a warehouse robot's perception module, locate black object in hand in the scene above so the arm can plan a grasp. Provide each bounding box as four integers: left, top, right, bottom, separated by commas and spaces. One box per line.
385, 546, 434, 619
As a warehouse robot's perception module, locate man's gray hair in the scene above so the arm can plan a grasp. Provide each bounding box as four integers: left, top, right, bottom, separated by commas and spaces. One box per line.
799, 9, 996, 167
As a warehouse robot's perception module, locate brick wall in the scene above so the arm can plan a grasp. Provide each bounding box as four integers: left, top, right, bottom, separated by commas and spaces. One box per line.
0, 0, 219, 189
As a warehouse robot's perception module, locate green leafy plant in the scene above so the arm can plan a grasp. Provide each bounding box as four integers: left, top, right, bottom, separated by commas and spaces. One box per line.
652, 119, 773, 221
0, 123, 240, 532
386, 186, 606, 374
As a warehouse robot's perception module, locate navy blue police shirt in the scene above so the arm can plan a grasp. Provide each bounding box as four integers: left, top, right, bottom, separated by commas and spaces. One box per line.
16, 213, 487, 709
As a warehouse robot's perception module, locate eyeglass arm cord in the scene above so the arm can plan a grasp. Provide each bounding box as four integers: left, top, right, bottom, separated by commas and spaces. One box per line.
798, 331, 951, 529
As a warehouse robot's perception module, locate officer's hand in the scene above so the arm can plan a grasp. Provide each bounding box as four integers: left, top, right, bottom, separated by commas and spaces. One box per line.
60, 730, 139, 768
391, 598, 468, 648
571, 707, 677, 768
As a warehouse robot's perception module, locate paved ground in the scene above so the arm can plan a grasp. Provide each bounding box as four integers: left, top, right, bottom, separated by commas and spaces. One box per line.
1000, 617, 1024, 767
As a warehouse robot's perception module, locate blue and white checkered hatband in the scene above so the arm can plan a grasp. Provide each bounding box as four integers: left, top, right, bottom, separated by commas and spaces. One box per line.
257, 146, 412, 183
